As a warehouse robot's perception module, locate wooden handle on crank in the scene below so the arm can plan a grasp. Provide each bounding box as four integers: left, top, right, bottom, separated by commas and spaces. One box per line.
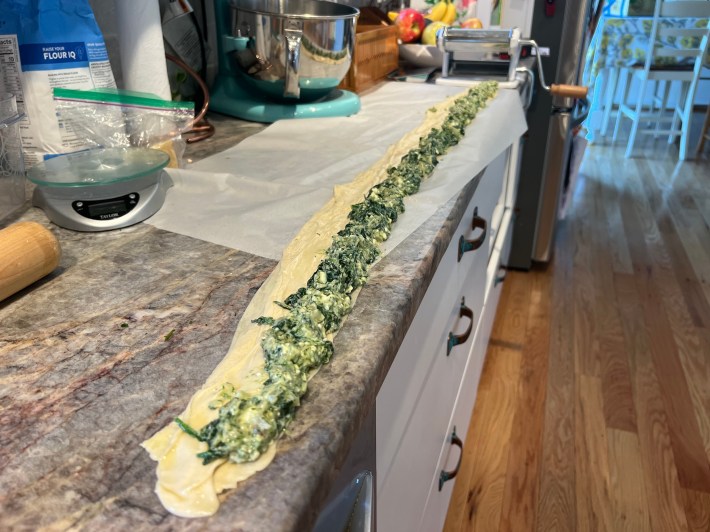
550, 84, 588, 98
0, 221, 61, 303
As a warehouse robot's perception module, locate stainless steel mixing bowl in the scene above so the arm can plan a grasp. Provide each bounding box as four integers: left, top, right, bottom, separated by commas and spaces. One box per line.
229, 0, 359, 101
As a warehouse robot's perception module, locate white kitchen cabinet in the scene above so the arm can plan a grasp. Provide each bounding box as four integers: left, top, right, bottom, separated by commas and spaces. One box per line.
418, 209, 514, 532
375, 204, 483, 532
376, 143, 519, 531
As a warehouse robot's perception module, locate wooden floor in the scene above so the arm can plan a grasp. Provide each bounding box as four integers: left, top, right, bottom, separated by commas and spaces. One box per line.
444, 135, 710, 531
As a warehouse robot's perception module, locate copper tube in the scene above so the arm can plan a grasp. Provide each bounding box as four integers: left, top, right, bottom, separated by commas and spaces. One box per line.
165, 52, 215, 143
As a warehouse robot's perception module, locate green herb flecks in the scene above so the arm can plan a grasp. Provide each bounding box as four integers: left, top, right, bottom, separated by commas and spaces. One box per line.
176, 82, 499, 465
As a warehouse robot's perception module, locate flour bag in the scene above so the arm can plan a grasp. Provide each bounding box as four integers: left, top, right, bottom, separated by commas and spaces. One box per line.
0, 0, 116, 167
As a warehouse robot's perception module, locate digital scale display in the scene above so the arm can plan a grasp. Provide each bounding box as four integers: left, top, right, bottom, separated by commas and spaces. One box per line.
88, 200, 127, 218
72, 193, 139, 221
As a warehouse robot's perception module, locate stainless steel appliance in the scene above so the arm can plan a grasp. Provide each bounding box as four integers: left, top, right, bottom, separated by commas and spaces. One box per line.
209, 0, 362, 122
436, 26, 588, 101
436, 12, 593, 269
229, 0, 358, 101
508, 0, 597, 269
430, 3, 594, 269
439, 27, 523, 82
432, 29, 534, 115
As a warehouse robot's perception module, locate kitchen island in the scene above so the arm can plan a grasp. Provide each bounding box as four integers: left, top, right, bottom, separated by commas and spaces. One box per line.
0, 90, 524, 530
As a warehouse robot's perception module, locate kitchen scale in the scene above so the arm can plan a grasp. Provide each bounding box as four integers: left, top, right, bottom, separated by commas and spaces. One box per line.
27, 147, 171, 232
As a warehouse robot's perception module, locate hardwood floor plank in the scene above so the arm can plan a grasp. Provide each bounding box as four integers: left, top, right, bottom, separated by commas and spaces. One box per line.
572, 176, 601, 378
566, 150, 637, 435
697, 328, 710, 465
443, 344, 522, 532
692, 195, 710, 244
665, 194, 710, 322
591, 166, 638, 433
488, 270, 533, 358
682, 489, 710, 532
655, 155, 708, 200
594, 146, 634, 275
639, 158, 709, 305
656, 210, 710, 329
575, 375, 614, 532
607, 428, 652, 531
444, 272, 532, 532
535, 221, 576, 532
499, 269, 552, 532
632, 158, 710, 475
614, 271, 689, 532
668, 190, 710, 268
655, 204, 710, 470
622, 165, 710, 493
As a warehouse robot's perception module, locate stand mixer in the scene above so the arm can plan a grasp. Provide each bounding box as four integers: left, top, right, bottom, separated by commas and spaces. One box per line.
210, 0, 361, 123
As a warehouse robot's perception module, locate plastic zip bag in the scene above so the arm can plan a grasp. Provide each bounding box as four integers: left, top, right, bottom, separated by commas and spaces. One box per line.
53, 88, 194, 168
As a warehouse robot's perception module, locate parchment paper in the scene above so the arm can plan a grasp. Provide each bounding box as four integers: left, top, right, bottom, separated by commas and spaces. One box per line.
147, 83, 527, 260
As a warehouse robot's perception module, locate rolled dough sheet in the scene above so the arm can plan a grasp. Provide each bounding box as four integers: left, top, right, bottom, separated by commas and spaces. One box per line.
142, 87, 494, 517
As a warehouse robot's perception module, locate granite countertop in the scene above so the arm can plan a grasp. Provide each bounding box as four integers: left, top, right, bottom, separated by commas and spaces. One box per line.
0, 110, 485, 531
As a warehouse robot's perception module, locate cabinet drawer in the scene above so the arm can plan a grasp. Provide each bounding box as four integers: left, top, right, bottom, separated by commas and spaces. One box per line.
376, 174, 491, 483
376, 291, 476, 532
485, 208, 514, 304
418, 313, 490, 532
499, 208, 515, 268
376, 149, 512, 532
487, 148, 512, 259
456, 148, 508, 282
376, 238, 489, 531
419, 211, 515, 531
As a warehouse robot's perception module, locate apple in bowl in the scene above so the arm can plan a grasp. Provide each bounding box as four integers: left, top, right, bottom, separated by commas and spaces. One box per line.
395, 8, 426, 43
460, 18, 484, 29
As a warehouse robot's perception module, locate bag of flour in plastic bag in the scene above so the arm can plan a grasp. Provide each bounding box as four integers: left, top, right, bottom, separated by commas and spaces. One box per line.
0, 0, 116, 167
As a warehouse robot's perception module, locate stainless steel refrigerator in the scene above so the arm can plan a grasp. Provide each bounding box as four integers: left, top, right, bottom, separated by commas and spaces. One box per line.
508, 0, 598, 269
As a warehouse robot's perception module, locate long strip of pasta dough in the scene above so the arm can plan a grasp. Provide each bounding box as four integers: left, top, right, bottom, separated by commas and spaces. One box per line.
142, 84, 496, 517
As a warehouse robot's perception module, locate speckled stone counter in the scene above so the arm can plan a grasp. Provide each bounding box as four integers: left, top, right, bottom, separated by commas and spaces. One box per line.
0, 111, 485, 531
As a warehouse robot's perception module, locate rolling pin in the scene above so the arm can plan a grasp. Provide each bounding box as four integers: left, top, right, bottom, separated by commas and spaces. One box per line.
0, 221, 61, 303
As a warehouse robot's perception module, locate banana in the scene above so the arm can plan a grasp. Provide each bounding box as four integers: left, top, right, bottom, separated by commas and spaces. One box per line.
428, 0, 448, 22
441, 0, 457, 25
387, 11, 398, 22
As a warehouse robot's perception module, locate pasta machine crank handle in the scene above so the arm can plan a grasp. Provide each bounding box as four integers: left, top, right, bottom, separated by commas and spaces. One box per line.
519, 39, 589, 99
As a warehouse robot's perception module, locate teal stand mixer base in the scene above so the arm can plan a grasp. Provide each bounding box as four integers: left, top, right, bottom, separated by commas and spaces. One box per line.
210, 75, 361, 123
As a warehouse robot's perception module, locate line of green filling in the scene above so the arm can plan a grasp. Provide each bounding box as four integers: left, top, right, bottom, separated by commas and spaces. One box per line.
177, 81, 499, 465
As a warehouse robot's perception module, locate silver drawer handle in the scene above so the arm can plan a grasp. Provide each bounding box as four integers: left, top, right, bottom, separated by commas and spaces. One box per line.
439, 427, 463, 491
447, 298, 474, 356
458, 207, 488, 262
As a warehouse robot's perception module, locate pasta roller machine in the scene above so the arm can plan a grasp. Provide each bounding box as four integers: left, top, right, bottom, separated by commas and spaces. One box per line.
437, 27, 588, 100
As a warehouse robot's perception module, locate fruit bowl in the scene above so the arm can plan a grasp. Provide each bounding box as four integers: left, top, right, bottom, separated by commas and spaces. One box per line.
398, 44, 444, 68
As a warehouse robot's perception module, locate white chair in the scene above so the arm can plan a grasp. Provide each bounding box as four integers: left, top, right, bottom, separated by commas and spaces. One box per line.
612, 0, 710, 159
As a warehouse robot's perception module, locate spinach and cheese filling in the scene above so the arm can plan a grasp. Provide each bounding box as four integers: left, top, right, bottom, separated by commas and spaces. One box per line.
177, 81, 498, 465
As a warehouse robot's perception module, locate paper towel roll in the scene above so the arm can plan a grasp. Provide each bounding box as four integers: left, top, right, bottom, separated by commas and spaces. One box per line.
116, 0, 171, 99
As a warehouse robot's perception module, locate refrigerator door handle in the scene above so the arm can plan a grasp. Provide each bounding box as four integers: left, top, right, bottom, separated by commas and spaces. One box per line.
570, 97, 590, 128
551, 97, 590, 128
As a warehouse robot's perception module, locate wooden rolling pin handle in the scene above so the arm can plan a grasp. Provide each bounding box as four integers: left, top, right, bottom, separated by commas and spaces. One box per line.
0, 222, 61, 303
550, 84, 589, 99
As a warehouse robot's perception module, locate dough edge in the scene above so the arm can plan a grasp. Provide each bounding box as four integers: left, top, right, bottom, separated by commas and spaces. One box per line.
141, 90, 467, 517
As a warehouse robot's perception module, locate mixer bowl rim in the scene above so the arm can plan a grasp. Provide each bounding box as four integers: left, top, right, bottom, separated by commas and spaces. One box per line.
229, 0, 359, 20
